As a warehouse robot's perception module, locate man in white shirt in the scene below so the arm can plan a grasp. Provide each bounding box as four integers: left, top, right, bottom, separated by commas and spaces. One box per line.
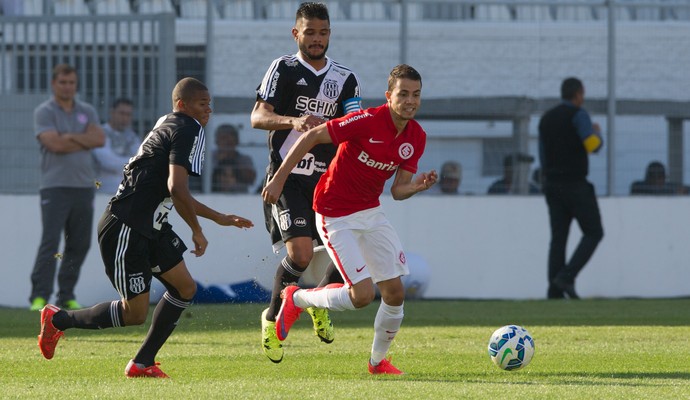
93, 98, 141, 194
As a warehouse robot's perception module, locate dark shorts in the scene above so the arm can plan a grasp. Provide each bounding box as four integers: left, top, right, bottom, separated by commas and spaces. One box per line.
97, 211, 187, 300
262, 176, 322, 251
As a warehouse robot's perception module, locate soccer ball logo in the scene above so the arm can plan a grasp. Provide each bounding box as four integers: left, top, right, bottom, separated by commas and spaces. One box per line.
487, 325, 535, 371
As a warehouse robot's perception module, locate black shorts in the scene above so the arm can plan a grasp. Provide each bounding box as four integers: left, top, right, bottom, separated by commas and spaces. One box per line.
97, 211, 187, 300
262, 176, 322, 251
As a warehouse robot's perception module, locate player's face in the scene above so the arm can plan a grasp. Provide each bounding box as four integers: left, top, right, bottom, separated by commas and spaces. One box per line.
180, 90, 212, 127
386, 78, 422, 122
52, 72, 78, 102
293, 17, 330, 61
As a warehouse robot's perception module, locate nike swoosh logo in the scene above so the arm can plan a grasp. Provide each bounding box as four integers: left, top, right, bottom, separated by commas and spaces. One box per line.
356, 265, 366, 272
500, 348, 513, 366
369, 138, 384, 144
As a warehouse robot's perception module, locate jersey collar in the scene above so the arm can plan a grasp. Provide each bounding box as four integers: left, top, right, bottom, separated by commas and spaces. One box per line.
295, 52, 331, 76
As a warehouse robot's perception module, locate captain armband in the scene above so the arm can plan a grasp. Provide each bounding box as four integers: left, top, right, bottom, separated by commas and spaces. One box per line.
583, 134, 602, 153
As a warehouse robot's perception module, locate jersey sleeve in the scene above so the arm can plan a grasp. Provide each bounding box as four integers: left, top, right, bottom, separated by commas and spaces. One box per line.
573, 109, 603, 153
256, 58, 288, 110
170, 123, 205, 176
34, 104, 55, 137
341, 73, 363, 115
327, 109, 371, 146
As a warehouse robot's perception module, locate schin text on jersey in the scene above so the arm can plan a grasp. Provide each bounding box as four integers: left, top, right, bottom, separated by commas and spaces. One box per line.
295, 96, 339, 117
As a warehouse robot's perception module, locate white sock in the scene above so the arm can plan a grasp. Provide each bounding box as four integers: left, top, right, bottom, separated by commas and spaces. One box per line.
293, 285, 355, 311
370, 300, 404, 365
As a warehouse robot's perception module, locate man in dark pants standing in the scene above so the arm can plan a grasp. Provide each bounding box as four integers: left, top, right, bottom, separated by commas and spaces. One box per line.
538, 77, 604, 300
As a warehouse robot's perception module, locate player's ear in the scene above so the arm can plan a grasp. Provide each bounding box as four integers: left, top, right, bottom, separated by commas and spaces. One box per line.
292, 27, 298, 41
385, 91, 392, 102
174, 98, 185, 112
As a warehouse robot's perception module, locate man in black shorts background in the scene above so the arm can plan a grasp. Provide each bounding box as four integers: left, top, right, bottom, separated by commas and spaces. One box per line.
37, 77, 254, 378
251, 2, 362, 363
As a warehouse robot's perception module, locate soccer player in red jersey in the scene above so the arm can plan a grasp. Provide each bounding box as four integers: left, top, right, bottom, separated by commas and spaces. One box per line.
263, 64, 437, 375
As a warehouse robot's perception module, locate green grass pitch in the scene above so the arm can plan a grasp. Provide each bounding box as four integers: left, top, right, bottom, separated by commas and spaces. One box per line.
2, 299, 689, 399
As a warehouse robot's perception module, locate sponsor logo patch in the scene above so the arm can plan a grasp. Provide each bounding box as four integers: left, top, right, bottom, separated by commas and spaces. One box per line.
294, 217, 307, 227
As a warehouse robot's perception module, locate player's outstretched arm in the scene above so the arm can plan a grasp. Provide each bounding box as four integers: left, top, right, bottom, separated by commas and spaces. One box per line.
251, 99, 326, 133
169, 164, 207, 257
390, 169, 438, 200
192, 199, 254, 229
262, 124, 332, 204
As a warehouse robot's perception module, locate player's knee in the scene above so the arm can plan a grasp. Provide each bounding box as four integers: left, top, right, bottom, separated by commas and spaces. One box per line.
177, 280, 197, 300
288, 254, 311, 269
350, 286, 375, 308
122, 308, 148, 326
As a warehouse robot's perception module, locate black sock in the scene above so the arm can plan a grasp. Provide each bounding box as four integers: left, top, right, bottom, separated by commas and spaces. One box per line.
266, 256, 305, 321
317, 262, 344, 287
52, 301, 123, 330
133, 292, 190, 367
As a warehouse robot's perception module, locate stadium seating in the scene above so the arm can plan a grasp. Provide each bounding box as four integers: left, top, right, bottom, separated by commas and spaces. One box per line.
554, 0, 594, 21
53, 0, 91, 15
222, 0, 254, 19
95, 0, 132, 15
180, 0, 220, 19
138, 0, 175, 14
514, 4, 553, 22
474, 4, 513, 21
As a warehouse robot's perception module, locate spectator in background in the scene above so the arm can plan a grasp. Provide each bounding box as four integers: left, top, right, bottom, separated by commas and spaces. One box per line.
539, 77, 604, 300
487, 154, 539, 195
93, 98, 140, 194
531, 167, 542, 193
211, 124, 256, 193
30, 63, 105, 311
630, 161, 688, 195
437, 160, 461, 194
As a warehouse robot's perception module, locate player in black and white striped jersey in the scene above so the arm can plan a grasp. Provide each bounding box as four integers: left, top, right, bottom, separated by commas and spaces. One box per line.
251, 2, 362, 363
37, 77, 253, 378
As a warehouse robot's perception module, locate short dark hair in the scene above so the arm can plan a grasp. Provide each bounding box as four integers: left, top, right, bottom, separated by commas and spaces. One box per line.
172, 77, 208, 109
387, 64, 422, 92
296, 2, 329, 23
561, 77, 583, 100
52, 64, 77, 80
216, 124, 239, 140
112, 97, 133, 109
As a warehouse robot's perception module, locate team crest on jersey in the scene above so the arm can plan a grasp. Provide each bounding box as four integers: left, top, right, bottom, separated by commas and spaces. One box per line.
129, 274, 146, 294
278, 210, 291, 231
322, 79, 340, 99
398, 143, 414, 160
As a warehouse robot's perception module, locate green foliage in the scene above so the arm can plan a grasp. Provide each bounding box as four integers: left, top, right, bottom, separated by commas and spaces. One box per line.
2, 299, 689, 399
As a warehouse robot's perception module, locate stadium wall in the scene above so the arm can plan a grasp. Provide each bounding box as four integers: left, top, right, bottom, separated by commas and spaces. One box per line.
1, 194, 688, 308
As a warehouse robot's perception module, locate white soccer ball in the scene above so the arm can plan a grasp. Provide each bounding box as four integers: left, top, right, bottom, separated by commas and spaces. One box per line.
487, 325, 535, 371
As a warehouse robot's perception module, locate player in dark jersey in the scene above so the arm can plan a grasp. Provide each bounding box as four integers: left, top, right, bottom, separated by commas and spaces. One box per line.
251, 2, 362, 363
263, 64, 437, 375
36, 77, 254, 378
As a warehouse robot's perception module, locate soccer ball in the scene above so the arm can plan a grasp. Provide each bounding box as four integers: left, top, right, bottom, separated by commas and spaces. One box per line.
487, 325, 535, 371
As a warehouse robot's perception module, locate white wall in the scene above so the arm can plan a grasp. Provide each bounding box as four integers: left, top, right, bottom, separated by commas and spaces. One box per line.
3, 193, 689, 308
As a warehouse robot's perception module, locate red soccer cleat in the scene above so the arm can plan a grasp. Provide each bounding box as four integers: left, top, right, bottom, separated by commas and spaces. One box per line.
38, 304, 64, 360
368, 357, 404, 375
275, 285, 303, 341
124, 360, 170, 378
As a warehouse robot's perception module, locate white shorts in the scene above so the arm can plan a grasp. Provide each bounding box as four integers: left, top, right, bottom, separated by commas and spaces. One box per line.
316, 206, 409, 286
